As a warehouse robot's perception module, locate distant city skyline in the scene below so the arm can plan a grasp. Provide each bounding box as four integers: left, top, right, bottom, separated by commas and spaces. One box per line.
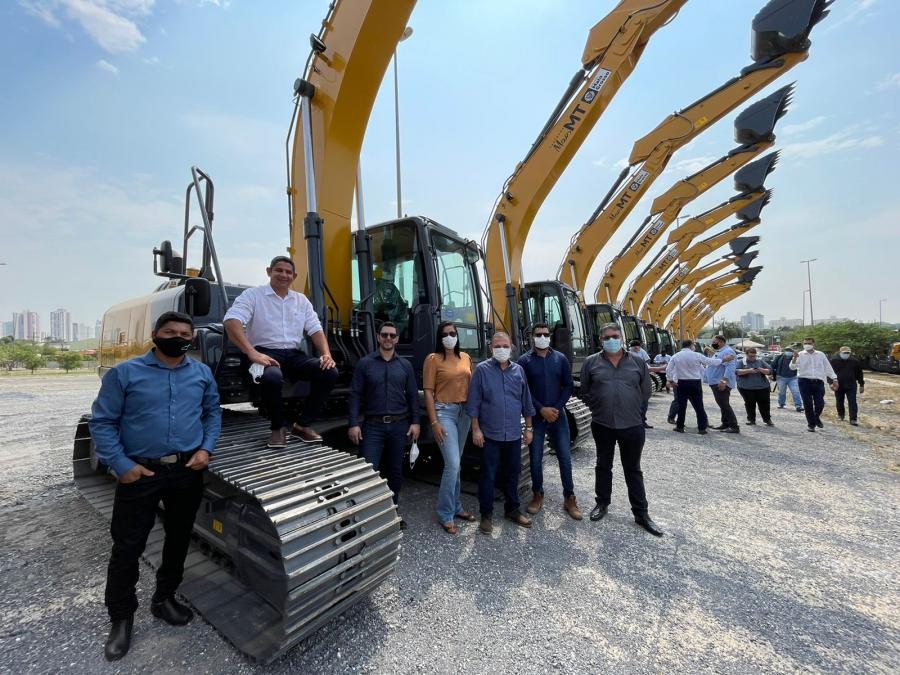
2, 307, 99, 343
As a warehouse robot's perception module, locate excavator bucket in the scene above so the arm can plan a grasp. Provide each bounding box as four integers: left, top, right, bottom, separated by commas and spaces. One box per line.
736, 189, 773, 222
752, 0, 833, 62
740, 266, 764, 283
735, 250, 760, 269
735, 85, 793, 145
730, 236, 761, 256
734, 151, 780, 192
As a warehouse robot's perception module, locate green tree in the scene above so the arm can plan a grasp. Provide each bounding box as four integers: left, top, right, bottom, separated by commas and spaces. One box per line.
0, 343, 16, 371
782, 321, 897, 359
57, 351, 83, 373
21, 348, 46, 374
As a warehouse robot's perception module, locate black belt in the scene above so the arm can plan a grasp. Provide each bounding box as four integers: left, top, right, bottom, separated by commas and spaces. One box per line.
128, 450, 197, 467
366, 413, 410, 424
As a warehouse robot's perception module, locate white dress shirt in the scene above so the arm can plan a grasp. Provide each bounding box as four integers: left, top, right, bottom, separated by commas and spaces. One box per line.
789, 349, 837, 383
666, 347, 724, 383
223, 284, 322, 349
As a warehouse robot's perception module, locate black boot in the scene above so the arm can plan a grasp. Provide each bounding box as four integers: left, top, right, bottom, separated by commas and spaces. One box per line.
635, 514, 664, 537
150, 597, 193, 626
104, 617, 133, 661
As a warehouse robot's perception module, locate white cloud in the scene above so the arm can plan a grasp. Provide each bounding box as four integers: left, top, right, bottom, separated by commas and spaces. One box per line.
875, 73, 900, 92
96, 58, 119, 75
670, 155, 716, 175
781, 130, 885, 160
591, 157, 607, 168
143, 55, 159, 65
782, 115, 827, 136
19, 0, 153, 53
826, 0, 879, 32
612, 157, 629, 171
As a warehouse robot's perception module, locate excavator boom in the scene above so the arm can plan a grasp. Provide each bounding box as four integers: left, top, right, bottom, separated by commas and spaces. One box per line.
483, 0, 687, 333
557, 0, 830, 297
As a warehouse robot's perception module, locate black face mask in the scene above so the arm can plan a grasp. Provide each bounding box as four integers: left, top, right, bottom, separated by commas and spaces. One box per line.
153, 336, 192, 357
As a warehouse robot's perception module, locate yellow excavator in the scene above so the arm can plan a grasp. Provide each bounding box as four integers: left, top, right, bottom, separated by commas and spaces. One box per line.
557, 0, 828, 300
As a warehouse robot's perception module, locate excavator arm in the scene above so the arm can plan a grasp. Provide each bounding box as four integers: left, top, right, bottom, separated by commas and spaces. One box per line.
288, 0, 416, 320
593, 86, 789, 305
684, 281, 754, 336
635, 188, 770, 319
483, 0, 688, 334
557, 0, 830, 296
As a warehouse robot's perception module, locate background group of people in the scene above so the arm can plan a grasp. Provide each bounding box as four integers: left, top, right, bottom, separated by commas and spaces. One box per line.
647, 335, 865, 434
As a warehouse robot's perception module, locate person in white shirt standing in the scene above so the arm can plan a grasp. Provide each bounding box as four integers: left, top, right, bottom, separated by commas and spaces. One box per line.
666, 339, 733, 434
789, 336, 838, 432
224, 256, 338, 448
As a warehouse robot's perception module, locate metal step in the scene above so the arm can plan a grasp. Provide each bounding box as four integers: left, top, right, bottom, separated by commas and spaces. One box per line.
73, 409, 402, 664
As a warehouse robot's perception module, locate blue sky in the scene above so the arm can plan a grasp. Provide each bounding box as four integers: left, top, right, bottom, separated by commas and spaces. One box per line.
1, 0, 898, 332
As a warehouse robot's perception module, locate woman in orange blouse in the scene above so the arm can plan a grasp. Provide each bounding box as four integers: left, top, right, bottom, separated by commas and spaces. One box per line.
424, 321, 475, 534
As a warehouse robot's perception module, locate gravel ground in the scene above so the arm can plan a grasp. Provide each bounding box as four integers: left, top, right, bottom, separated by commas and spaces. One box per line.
1, 374, 898, 674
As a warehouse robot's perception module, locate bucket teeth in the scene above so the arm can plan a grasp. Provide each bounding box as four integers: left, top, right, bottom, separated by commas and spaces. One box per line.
752, 0, 832, 62
735, 84, 794, 145
730, 236, 761, 256
734, 151, 781, 192
737, 189, 773, 222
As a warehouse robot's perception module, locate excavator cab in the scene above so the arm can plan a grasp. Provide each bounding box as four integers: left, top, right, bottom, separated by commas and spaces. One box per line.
523, 281, 591, 366
355, 217, 486, 377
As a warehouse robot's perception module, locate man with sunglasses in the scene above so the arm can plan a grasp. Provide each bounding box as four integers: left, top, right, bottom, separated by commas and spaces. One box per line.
518, 323, 581, 520
348, 322, 420, 528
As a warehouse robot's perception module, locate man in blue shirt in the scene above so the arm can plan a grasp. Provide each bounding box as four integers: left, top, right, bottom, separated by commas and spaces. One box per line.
704, 334, 740, 433
518, 323, 580, 520
467, 332, 535, 534
348, 322, 420, 529
90, 311, 221, 661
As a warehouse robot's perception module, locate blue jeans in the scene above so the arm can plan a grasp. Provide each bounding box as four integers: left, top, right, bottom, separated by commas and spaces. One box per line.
478, 437, 521, 517
529, 414, 574, 497
360, 419, 408, 505
776, 376, 802, 409
434, 403, 470, 523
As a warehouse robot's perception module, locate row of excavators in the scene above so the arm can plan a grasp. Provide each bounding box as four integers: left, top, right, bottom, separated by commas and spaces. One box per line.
73, 0, 833, 663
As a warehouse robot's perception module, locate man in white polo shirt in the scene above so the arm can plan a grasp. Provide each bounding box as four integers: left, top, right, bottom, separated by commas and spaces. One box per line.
224, 256, 338, 448
790, 336, 838, 432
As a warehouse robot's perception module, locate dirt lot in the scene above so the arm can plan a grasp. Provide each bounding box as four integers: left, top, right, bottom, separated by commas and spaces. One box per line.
0, 373, 898, 674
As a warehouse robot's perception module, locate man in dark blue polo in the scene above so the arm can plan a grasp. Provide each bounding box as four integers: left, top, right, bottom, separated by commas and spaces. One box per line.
467, 331, 535, 534
518, 323, 580, 520
348, 321, 420, 529
90, 311, 221, 661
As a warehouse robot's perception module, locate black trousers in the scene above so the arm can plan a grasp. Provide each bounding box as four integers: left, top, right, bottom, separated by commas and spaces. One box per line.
105, 458, 204, 620
710, 385, 739, 429
835, 386, 858, 421
738, 388, 771, 422
591, 423, 648, 516
674, 380, 708, 430
798, 378, 826, 427
256, 347, 338, 430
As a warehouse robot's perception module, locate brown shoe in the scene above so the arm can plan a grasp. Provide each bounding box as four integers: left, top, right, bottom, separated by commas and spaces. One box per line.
291, 424, 322, 443
525, 491, 544, 515
267, 427, 287, 448
505, 511, 532, 528
479, 516, 493, 535
454, 511, 477, 522
564, 495, 583, 521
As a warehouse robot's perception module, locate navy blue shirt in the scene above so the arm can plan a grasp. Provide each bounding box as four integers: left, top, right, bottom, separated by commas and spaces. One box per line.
349, 351, 418, 426
466, 359, 535, 442
518, 349, 572, 412
89, 350, 222, 478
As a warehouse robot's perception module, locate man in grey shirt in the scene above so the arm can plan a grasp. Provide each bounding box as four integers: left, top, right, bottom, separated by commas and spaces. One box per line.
580, 322, 661, 536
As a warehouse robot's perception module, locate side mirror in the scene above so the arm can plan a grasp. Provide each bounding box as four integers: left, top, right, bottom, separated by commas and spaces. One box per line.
552, 324, 573, 363
183, 277, 211, 317
155, 240, 175, 273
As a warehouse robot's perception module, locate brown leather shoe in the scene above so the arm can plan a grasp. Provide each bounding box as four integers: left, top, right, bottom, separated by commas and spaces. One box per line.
291, 424, 322, 443
564, 495, 583, 521
525, 491, 544, 515
479, 516, 493, 535
267, 427, 287, 448
504, 511, 532, 528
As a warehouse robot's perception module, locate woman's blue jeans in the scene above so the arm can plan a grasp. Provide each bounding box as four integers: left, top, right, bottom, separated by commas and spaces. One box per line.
435, 403, 471, 523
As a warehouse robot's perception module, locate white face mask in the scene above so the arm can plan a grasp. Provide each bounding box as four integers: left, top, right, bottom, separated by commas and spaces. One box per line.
441, 335, 458, 349
803, 343, 815, 352
492, 347, 511, 363
533, 336, 551, 350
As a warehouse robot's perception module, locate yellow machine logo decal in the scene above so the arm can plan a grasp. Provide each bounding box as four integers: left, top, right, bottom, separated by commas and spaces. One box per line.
212, 519, 223, 534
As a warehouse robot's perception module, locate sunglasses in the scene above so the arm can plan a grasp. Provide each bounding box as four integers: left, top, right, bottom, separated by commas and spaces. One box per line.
534, 332, 550, 338
380, 333, 398, 339
442, 331, 458, 337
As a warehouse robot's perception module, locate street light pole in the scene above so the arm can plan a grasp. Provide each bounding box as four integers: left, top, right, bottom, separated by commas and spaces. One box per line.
393, 26, 413, 220
801, 258, 817, 326
880, 298, 887, 325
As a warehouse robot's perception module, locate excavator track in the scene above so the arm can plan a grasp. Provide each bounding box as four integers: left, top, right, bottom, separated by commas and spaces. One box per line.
565, 396, 593, 450
73, 409, 402, 664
